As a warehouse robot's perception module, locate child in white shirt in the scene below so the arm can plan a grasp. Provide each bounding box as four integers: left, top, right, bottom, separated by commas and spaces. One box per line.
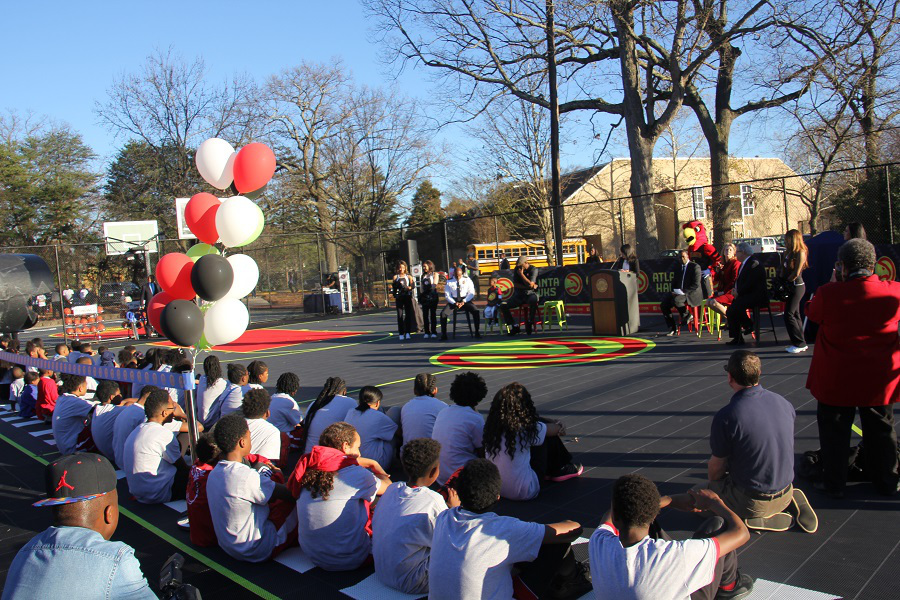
343, 386, 398, 469
432, 371, 487, 485
373, 438, 456, 594
292, 421, 392, 571
8, 366, 24, 411
206, 414, 297, 562
242, 388, 282, 464
400, 373, 448, 445
300, 377, 357, 455
220, 363, 248, 417
268, 372, 303, 433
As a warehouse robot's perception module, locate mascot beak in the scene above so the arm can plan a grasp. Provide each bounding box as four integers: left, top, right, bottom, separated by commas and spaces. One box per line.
683, 227, 697, 245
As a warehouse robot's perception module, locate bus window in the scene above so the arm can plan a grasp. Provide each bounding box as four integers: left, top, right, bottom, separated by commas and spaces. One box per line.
486, 249, 494, 259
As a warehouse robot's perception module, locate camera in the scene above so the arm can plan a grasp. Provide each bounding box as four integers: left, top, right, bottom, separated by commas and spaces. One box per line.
159, 553, 201, 600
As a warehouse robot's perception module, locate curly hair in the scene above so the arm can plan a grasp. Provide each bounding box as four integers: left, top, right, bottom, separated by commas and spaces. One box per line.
241, 388, 271, 419
299, 422, 359, 500
213, 414, 250, 454
456, 458, 501, 513
276, 372, 300, 396
449, 371, 488, 408
612, 474, 661, 528
401, 438, 441, 480
59, 373, 86, 394
482, 382, 541, 460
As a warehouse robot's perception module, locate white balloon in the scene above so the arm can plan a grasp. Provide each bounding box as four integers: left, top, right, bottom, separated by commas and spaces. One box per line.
215, 196, 262, 247
196, 138, 236, 190
203, 298, 249, 346
224, 254, 259, 300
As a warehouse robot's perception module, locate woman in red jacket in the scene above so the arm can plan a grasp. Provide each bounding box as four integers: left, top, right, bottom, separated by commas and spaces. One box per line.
706, 243, 739, 319
807, 239, 900, 498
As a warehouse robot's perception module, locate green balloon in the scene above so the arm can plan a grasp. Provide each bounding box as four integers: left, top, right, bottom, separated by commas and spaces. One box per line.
240, 203, 265, 246
196, 333, 212, 350
186, 243, 220, 262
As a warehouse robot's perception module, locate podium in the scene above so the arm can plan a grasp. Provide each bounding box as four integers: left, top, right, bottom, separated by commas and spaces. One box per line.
590, 270, 640, 335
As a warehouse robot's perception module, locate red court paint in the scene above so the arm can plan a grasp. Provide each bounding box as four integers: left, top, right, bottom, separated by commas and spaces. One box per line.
154, 329, 368, 353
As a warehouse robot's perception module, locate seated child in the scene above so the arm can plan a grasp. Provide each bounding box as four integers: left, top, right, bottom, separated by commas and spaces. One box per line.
219, 363, 248, 417
300, 377, 357, 455
589, 475, 754, 600
90, 380, 126, 460
51, 374, 97, 455
432, 372, 487, 485
206, 414, 297, 562
343, 386, 398, 470
75, 356, 98, 399
186, 433, 221, 547
483, 383, 582, 501
290, 421, 392, 571
373, 439, 456, 594
429, 458, 591, 600
400, 373, 448, 445
122, 390, 191, 504
268, 372, 304, 433
242, 388, 283, 465
245, 360, 268, 393
484, 275, 501, 324
8, 366, 24, 412
17, 372, 39, 419
35, 369, 59, 422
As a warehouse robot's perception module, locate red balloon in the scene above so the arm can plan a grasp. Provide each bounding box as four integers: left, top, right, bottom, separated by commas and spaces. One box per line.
147, 291, 174, 334
184, 193, 221, 244
232, 143, 276, 194
155, 253, 196, 300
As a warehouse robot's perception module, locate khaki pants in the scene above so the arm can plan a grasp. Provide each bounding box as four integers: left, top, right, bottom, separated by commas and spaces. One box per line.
706, 477, 792, 520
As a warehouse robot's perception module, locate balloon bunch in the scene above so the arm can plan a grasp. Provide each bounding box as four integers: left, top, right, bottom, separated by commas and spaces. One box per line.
147, 138, 273, 349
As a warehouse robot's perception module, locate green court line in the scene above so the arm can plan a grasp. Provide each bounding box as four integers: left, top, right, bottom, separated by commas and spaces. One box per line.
0, 431, 276, 600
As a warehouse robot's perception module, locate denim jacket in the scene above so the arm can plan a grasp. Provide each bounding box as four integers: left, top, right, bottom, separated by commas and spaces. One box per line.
2, 526, 156, 599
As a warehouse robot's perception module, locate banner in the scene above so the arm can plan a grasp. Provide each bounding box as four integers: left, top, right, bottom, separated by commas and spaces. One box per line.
492, 253, 787, 314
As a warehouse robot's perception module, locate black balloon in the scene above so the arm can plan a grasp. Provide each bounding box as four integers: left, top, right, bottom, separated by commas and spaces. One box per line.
159, 300, 204, 347
244, 184, 267, 200
190, 254, 234, 301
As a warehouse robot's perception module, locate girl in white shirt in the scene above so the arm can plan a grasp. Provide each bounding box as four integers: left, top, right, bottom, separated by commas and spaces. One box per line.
196, 355, 228, 428
268, 372, 304, 433
343, 386, 398, 469
483, 382, 582, 500
301, 377, 357, 454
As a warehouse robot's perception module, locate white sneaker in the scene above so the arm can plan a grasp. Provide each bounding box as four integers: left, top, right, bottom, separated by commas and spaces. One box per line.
786, 345, 809, 354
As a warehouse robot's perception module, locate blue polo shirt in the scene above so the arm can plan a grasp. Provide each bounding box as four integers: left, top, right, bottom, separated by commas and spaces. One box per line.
710, 385, 795, 494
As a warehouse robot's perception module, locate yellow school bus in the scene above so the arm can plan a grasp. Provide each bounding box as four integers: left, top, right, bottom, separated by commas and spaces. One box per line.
468, 238, 587, 272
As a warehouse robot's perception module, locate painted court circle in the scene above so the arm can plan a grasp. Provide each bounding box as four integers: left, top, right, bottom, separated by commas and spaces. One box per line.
430, 336, 655, 369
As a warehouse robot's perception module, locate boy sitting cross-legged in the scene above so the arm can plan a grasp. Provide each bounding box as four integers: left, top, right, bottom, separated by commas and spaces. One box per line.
242, 388, 283, 465
373, 438, 459, 594
206, 414, 298, 562
429, 458, 592, 600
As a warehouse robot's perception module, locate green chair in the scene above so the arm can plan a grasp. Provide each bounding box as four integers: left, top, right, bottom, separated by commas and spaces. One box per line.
699, 305, 723, 340
542, 300, 568, 331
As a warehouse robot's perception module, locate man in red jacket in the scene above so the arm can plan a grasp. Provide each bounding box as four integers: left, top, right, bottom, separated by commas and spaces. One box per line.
807, 238, 900, 498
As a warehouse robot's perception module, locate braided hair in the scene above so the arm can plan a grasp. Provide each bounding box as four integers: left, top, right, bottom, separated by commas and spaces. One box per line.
482, 382, 541, 459
298, 377, 347, 450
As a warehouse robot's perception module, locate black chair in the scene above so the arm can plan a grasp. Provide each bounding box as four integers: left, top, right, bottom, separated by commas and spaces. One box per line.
751, 303, 779, 344
452, 308, 474, 338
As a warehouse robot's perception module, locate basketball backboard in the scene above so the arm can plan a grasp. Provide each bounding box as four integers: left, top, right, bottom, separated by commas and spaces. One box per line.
103, 221, 160, 256
174, 197, 196, 240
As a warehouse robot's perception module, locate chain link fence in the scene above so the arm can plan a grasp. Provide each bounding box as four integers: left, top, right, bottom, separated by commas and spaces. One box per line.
4, 161, 896, 335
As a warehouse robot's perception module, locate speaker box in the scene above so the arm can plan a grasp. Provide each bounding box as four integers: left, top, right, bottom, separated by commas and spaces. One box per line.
406, 240, 419, 267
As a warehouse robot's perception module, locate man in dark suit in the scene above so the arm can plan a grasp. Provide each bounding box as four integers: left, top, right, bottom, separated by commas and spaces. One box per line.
140, 275, 158, 309
660, 250, 702, 336
499, 252, 510, 270
725, 243, 769, 345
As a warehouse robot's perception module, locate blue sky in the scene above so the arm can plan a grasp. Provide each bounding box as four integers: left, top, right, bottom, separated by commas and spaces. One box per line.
1, 1, 773, 193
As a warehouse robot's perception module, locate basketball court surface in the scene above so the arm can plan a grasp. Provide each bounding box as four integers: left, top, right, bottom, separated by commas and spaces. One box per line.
1, 311, 896, 599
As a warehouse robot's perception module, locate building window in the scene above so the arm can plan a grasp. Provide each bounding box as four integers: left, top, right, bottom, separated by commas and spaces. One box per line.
691, 187, 706, 219
740, 184, 754, 216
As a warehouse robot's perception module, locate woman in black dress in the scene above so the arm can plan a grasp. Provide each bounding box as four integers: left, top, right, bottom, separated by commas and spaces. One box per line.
419, 260, 439, 338
392, 261, 416, 340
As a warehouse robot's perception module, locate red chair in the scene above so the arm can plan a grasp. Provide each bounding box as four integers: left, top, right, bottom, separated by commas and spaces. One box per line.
677, 305, 701, 335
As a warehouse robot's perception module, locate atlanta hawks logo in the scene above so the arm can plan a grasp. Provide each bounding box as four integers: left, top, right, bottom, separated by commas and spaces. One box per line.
875, 256, 896, 282
564, 273, 583, 296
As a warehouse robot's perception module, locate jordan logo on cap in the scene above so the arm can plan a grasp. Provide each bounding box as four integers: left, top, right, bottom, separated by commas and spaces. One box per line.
55, 470, 75, 492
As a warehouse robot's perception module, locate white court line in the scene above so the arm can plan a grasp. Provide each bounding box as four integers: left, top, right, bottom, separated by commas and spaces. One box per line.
115, 470, 125, 480
43, 438, 56, 446
28, 429, 54, 437
273, 547, 315, 574
747, 579, 839, 600
11, 420, 42, 428
340, 574, 422, 600
1, 416, 29, 424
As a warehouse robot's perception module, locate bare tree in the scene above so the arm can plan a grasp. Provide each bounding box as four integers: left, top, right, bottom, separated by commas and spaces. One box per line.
96, 49, 257, 202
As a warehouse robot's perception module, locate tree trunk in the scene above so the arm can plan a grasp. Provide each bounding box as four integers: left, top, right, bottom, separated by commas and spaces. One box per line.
709, 134, 733, 246
314, 198, 339, 273
626, 136, 660, 257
